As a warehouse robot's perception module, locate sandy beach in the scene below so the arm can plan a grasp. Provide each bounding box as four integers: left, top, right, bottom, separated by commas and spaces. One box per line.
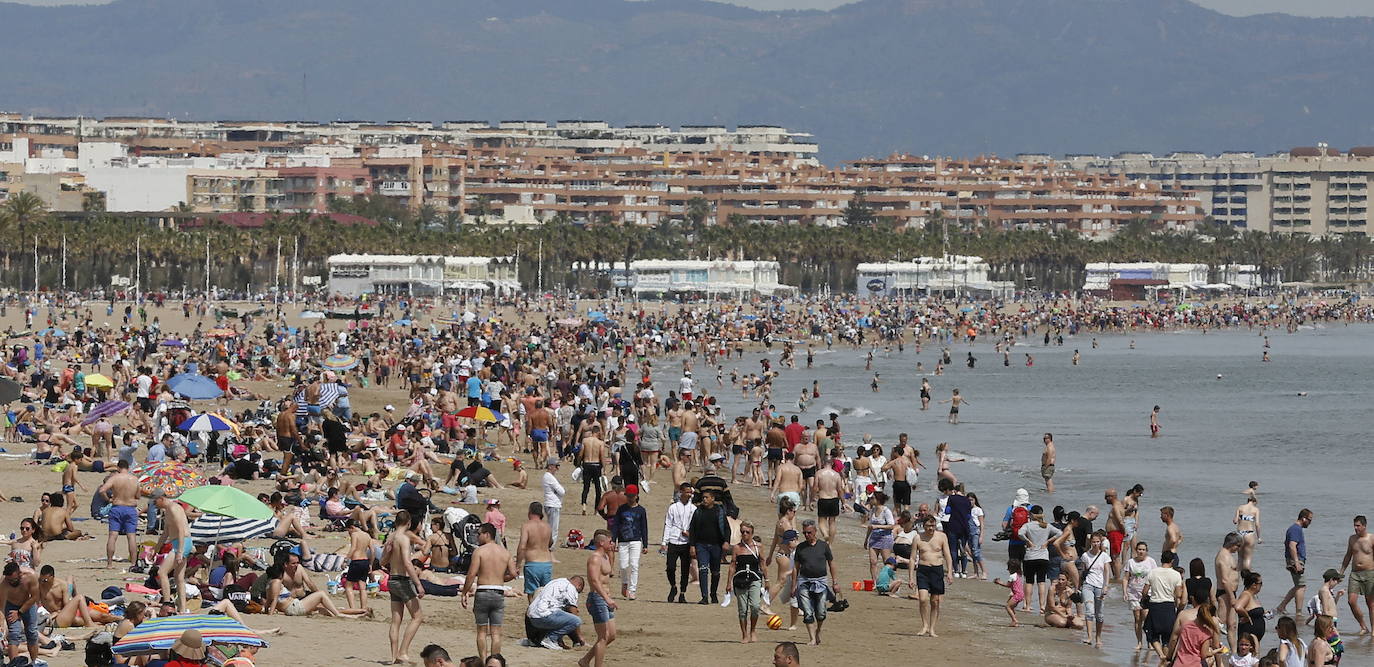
0, 298, 1113, 666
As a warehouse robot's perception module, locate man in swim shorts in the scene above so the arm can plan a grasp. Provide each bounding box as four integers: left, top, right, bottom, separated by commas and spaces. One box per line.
98, 459, 143, 572
516, 502, 554, 602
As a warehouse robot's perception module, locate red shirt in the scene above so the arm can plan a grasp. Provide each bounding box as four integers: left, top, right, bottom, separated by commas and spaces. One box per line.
784, 422, 805, 449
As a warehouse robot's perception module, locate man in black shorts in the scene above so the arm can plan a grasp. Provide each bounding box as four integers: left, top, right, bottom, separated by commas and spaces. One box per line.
814, 465, 844, 542
891, 478, 912, 510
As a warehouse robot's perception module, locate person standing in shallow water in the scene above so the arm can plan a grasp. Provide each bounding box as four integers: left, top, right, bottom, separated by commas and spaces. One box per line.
939, 389, 968, 424
1150, 405, 1161, 438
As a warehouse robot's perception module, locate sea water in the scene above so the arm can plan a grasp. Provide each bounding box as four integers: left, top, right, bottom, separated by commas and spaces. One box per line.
703, 324, 1374, 663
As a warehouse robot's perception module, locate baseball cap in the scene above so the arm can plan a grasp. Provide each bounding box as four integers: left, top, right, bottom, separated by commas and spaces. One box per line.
1324, 568, 1344, 581
625, 484, 639, 495
781, 529, 799, 543
708, 452, 725, 462
884, 557, 896, 566
384, 404, 395, 411
486, 498, 500, 506
546, 457, 560, 467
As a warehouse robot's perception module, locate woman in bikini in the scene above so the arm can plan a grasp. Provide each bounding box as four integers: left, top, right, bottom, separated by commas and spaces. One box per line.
935, 442, 963, 488
1233, 495, 1261, 572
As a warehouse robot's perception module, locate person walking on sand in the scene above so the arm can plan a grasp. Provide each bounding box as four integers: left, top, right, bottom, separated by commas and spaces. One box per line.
382, 509, 425, 665
793, 519, 837, 646
1339, 514, 1374, 635
580, 529, 618, 667
98, 459, 141, 571
461, 522, 517, 662
914, 513, 953, 636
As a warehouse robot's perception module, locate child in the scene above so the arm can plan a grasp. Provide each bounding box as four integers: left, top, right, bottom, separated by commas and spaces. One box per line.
993, 560, 1025, 626
875, 557, 911, 597
482, 499, 507, 543
1229, 632, 1259, 667
1307, 568, 1346, 624
748, 441, 765, 487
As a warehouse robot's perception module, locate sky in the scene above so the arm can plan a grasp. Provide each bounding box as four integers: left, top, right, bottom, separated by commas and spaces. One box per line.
10, 0, 1374, 14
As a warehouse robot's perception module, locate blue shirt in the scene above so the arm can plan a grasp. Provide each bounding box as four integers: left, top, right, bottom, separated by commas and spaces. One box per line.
466, 376, 482, 398
876, 565, 896, 591
146, 443, 167, 463
1285, 522, 1306, 562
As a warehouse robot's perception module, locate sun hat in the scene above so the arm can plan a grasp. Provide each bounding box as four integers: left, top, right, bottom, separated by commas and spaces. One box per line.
170, 628, 206, 660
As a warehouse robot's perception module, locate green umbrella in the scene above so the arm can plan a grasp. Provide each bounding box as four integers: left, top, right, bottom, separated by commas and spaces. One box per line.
176, 485, 275, 521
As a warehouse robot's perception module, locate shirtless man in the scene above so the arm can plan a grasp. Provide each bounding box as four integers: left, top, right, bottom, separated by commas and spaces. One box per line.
38, 564, 116, 628
938, 389, 968, 425
914, 514, 954, 637
742, 411, 765, 483
1040, 433, 1056, 494
527, 400, 554, 462
0, 562, 40, 666
97, 459, 141, 570
764, 419, 788, 485
1214, 533, 1243, 644
343, 520, 374, 611
792, 432, 820, 511
382, 510, 425, 664
770, 453, 804, 515
578, 426, 609, 515
462, 523, 517, 661
813, 465, 843, 543
516, 502, 554, 602
60, 450, 84, 513
274, 403, 300, 470
680, 405, 701, 469
153, 490, 192, 612
1160, 506, 1183, 563
666, 403, 685, 453
1104, 488, 1127, 577
671, 449, 692, 491
882, 446, 913, 514
1340, 514, 1374, 635
1149, 405, 1161, 438
581, 529, 618, 667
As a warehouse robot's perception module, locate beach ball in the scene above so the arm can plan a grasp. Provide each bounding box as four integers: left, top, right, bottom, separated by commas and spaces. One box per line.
766, 615, 783, 630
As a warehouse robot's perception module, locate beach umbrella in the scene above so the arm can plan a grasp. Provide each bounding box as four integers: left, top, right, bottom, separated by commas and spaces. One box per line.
81, 399, 130, 425
205, 328, 238, 338
84, 373, 115, 389
37, 327, 66, 338
298, 310, 325, 319
391, 318, 413, 326
113, 614, 268, 656
555, 317, 583, 326
161, 339, 185, 348
189, 514, 278, 545
166, 373, 223, 400
134, 462, 206, 498
455, 405, 505, 423
178, 485, 274, 521
322, 354, 358, 371
588, 311, 609, 322
177, 413, 236, 433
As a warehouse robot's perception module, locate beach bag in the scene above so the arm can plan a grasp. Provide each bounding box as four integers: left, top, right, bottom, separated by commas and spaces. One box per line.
1009, 506, 1029, 538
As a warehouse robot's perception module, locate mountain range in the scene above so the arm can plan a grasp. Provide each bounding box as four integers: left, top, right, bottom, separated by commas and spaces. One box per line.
2, 0, 1373, 160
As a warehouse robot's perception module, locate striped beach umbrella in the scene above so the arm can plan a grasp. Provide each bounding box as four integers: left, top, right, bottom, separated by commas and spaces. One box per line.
322, 353, 358, 371
113, 614, 268, 656
81, 399, 130, 425
205, 328, 238, 338
176, 413, 236, 433
189, 514, 278, 545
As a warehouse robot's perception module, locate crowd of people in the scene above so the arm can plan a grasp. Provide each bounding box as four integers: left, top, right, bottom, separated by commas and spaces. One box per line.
0, 288, 1366, 666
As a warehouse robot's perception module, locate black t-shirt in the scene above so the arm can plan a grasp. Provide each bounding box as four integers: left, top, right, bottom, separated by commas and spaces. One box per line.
794, 539, 833, 578
688, 504, 726, 545
1073, 518, 1093, 550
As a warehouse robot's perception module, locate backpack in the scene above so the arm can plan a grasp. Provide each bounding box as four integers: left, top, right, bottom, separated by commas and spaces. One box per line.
1009, 506, 1030, 539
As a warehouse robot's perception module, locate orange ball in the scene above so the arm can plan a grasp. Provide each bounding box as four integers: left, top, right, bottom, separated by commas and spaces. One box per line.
766, 614, 783, 630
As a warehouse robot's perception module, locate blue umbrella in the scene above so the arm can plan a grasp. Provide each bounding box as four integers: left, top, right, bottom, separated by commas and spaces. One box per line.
391, 318, 413, 326
37, 327, 66, 338
166, 373, 224, 400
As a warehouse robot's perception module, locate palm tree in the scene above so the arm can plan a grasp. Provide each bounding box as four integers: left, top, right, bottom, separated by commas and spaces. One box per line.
0, 191, 49, 286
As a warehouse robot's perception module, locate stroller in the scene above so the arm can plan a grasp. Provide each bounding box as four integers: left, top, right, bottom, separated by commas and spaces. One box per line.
441, 507, 482, 571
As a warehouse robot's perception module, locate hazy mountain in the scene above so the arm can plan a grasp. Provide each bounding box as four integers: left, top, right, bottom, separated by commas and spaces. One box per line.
2, 0, 1373, 160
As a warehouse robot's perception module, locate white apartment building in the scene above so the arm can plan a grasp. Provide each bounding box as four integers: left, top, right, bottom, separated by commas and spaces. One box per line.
1061, 147, 1374, 236
327, 254, 519, 297
628, 259, 794, 296
856, 255, 1014, 298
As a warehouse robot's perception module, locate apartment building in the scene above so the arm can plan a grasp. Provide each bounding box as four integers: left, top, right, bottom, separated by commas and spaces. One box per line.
278, 166, 371, 213
1062, 147, 1374, 235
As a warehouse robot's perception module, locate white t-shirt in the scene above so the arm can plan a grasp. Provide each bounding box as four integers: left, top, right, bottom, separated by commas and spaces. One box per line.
135, 374, 152, 399
1079, 549, 1110, 588
1144, 565, 1183, 604
679, 376, 694, 394
527, 578, 580, 619
1124, 556, 1157, 598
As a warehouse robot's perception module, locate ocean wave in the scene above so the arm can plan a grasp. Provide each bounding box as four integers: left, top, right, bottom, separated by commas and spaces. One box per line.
817, 405, 876, 418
